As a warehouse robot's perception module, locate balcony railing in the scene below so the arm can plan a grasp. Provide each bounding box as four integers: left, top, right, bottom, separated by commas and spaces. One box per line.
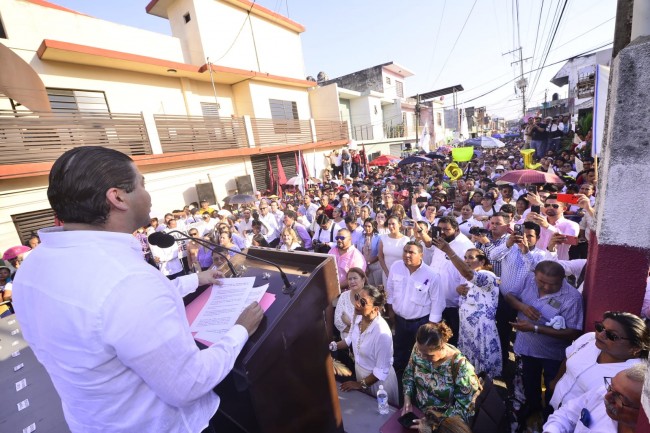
0, 111, 349, 166
0, 110, 151, 164
155, 115, 248, 153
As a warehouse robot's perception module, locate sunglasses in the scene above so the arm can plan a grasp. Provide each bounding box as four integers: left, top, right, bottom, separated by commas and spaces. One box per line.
354, 292, 371, 307
335, 236, 347, 241
544, 203, 560, 209
595, 322, 630, 342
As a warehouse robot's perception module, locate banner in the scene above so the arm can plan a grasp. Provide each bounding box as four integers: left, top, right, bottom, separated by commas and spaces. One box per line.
452, 146, 474, 162
592, 64, 610, 157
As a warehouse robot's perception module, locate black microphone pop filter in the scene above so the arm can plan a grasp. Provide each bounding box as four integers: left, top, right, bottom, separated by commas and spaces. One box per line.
147, 231, 176, 248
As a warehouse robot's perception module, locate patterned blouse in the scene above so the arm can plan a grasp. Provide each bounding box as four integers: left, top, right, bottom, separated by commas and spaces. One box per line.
402, 344, 481, 422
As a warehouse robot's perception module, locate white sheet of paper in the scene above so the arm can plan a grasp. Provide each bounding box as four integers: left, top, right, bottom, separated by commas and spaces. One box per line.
189, 277, 256, 332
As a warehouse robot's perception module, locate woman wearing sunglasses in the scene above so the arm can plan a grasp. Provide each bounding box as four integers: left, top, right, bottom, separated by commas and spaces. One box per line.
329, 284, 399, 405
548, 311, 649, 412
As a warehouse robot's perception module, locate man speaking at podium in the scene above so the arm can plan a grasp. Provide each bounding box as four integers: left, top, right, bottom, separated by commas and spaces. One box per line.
13, 146, 264, 433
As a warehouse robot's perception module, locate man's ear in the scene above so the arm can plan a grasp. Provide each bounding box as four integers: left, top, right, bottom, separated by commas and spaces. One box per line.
106, 187, 129, 211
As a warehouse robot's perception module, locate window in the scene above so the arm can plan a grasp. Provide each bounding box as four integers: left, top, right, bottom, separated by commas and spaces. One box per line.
395, 81, 404, 98
386, 77, 391, 85
183, 12, 191, 23
201, 102, 220, 117
12, 209, 56, 245
269, 99, 299, 133
46, 88, 109, 112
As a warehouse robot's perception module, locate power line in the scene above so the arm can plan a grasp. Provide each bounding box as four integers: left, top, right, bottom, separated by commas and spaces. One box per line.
550, 16, 615, 52
423, 0, 446, 86
448, 42, 611, 107
527, 0, 545, 87
430, 0, 478, 87
212, 1, 257, 63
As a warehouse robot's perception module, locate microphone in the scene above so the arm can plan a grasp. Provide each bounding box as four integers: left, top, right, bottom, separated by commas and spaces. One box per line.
147, 231, 238, 278
149, 231, 296, 294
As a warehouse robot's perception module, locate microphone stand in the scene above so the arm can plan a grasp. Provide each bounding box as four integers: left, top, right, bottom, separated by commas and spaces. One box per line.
188, 237, 239, 278
167, 230, 296, 294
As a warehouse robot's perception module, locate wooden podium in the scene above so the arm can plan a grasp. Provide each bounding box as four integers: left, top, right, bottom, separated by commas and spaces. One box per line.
184, 247, 344, 433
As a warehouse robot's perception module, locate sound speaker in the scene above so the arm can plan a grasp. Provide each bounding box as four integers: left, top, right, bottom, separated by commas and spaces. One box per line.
195, 183, 216, 205
235, 175, 254, 195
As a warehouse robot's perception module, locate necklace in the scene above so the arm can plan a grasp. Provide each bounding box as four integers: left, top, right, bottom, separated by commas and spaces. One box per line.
356, 315, 377, 355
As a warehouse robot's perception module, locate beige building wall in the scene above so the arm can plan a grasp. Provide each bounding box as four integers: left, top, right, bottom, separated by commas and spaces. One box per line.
3, 0, 184, 61
308, 84, 341, 122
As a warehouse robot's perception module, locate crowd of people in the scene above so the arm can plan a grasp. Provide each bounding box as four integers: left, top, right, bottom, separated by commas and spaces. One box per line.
2, 122, 648, 433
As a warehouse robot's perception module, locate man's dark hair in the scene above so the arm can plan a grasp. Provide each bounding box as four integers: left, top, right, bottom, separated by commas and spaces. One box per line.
315, 214, 330, 225
48, 146, 136, 225
523, 221, 541, 237
344, 215, 357, 225
437, 216, 459, 231
491, 211, 511, 223
500, 204, 516, 217
403, 240, 423, 253
283, 209, 297, 220
534, 260, 566, 279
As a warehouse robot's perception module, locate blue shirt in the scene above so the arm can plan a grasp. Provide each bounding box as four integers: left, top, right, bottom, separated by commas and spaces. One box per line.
511, 274, 584, 360
489, 242, 547, 295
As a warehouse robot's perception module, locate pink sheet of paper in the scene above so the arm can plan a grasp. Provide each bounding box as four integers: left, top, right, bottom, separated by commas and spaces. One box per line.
185, 286, 276, 347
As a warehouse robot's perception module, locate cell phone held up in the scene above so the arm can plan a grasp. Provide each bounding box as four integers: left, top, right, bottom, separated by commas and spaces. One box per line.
514, 223, 523, 236
530, 205, 541, 214
429, 226, 441, 239
556, 193, 580, 205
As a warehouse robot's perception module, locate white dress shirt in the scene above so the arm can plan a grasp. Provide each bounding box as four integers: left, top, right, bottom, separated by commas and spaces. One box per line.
386, 260, 444, 322
427, 233, 475, 308
13, 228, 248, 433
258, 212, 280, 243
537, 217, 580, 261
543, 386, 615, 433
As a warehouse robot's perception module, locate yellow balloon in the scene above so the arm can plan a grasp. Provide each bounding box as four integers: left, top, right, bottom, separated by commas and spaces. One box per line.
521, 149, 542, 169
444, 163, 464, 180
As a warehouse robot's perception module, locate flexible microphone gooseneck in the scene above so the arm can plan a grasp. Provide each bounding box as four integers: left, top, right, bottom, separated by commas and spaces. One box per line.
149, 231, 295, 294
147, 231, 238, 277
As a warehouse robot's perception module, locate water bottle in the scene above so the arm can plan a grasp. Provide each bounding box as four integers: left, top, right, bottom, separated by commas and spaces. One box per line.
377, 385, 389, 414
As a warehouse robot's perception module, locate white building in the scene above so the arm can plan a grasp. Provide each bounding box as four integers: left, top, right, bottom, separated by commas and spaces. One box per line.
0, 0, 348, 246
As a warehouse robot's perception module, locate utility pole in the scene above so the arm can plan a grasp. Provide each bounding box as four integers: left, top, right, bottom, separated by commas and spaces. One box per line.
503, 47, 531, 118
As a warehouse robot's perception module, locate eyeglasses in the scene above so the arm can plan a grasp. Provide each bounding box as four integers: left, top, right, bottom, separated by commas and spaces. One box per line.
594, 322, 630, 342
603, 377, 638, 409
335, 236, 347, 241
544, 203, 560, 209
354, 292, 371, 307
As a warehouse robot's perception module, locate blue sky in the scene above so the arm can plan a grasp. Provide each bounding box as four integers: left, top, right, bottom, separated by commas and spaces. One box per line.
50, 0, 616, 119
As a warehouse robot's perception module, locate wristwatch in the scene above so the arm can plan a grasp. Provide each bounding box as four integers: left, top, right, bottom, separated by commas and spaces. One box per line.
360, 378, 368, 390
534, 325, 539, 334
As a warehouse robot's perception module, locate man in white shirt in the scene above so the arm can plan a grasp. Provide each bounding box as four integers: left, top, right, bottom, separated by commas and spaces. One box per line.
543, 364, 645, 433
235, 208, 254, 235
12, 146, 263, 433
298, 195, 319, 224
257, 200, 280, 246
385, 241, 444, 378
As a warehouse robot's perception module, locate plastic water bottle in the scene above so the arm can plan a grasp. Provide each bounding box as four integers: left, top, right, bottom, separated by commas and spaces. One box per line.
377, 385, 389, 414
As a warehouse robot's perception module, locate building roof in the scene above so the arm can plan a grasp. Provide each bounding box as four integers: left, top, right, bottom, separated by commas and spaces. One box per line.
22, 0, 89, 16
410, 85, 464, 101
550, 48, 612, 87
37, 39, 315, 87
146, 0, 305, 33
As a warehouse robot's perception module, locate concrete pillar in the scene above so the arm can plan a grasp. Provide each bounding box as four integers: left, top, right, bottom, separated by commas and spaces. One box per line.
309, 118, 317, 143
584, 35, 650, 432
243, 115, 256, 148
141, 111, 163, 154
632, 0, 650, 40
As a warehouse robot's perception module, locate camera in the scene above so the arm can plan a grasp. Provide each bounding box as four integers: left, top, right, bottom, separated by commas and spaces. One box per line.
402, 219, 415, 228
469, 226, 489, 236
514, 224, 523, 236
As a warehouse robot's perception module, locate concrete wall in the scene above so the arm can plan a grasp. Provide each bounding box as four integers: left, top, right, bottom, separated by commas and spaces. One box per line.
247, 82, 311, 119
189, 0, 305, 78
322, 65, 384, 94
382, 70, 405, 99
308, 84, 341, 122
3, 0, 184, 61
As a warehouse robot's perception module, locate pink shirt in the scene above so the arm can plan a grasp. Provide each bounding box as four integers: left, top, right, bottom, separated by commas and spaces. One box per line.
330, 246, 367, 287
536, 216, 580, 261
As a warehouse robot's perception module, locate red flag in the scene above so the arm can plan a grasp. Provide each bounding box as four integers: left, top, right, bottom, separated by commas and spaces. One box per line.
276, 154, 287, 188
266, 156, 276, 195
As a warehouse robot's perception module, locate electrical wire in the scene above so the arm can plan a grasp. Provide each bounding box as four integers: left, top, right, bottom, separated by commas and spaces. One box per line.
550, 16, 615, 52
430, 0, 478, 87
423, 0, 446, 86
212, 1, 257, 63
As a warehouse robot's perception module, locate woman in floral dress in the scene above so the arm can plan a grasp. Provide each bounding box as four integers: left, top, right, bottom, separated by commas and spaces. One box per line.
432, 239, 502, 378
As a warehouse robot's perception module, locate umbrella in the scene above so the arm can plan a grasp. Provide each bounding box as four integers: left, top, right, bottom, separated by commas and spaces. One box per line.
465, 136, 506, 149
496, 169, 565, 185
223, 194, 255, 204
398, 155, 432, 166
491, 133, 504, 138
3, 245, 31, 260
368, 155, 401, 166
425, 152, 447, 160
286, 176, 315, 186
